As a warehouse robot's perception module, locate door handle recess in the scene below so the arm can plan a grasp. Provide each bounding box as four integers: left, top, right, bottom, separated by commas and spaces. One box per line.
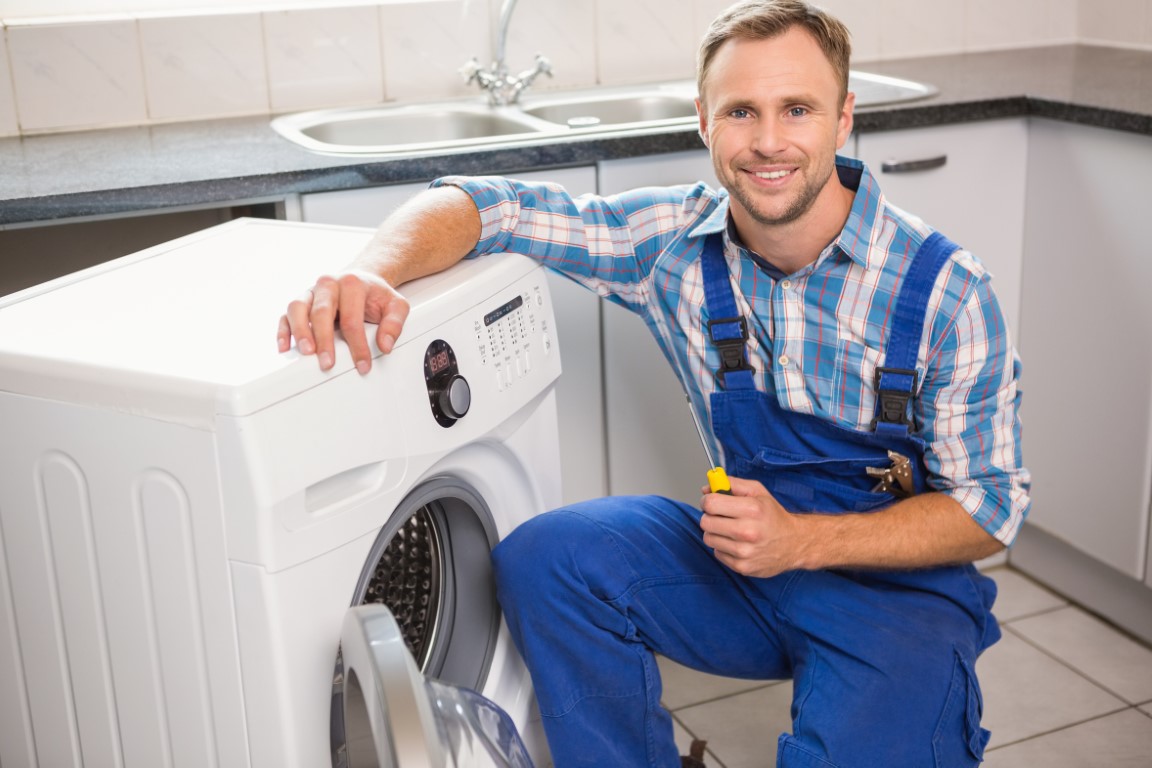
880, 155, 947, 173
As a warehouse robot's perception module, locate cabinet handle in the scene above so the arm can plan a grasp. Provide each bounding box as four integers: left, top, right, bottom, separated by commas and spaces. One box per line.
880, 155, 948, 173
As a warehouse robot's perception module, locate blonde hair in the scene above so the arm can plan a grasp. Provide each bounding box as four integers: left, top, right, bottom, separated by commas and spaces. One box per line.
697, 0, 852, 105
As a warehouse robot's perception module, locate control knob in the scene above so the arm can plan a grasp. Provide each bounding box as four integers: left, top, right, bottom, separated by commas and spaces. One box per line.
437, 374, 471, 420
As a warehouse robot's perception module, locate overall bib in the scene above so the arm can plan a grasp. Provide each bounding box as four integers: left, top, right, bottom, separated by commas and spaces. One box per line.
492, 232, 1001, 768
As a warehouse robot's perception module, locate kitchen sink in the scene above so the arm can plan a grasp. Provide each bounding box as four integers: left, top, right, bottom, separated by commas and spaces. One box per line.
521, 93, 699, 127
271, 72, 936, 157
271, 104, 550, 155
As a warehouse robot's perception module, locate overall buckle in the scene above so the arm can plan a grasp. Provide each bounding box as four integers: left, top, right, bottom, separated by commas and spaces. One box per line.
872, 366, 919, 430
708, 316, 753, 386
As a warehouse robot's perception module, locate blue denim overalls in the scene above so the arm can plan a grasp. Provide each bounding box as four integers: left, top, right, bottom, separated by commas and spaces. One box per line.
493, 232, 1001, 768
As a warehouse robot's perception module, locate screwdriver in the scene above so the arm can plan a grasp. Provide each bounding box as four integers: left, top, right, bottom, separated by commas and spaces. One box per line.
685, 394, 731, 495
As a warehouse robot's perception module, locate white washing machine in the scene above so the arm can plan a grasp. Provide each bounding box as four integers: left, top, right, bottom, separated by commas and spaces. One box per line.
0, 219, 562, 768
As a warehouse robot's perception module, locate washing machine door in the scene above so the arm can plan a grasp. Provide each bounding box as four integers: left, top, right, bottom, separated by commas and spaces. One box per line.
340, 605, 535, 768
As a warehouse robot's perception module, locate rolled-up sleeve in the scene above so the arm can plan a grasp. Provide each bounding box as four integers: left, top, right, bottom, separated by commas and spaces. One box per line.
921, 268, 1031, 546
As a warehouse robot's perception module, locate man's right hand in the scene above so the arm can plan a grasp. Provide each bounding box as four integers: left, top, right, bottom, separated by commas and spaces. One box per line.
277, 268, 411, 374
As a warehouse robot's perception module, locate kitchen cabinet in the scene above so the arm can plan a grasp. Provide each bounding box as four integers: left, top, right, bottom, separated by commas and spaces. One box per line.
298, 168, 608, 507
1013, 119, 1152, 590
0, 202, 280, 297
855, 119, 1028, 341
597, 149, 718, 506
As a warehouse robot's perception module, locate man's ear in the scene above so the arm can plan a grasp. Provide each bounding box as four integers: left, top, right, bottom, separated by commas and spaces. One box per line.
696, 98, 710, 148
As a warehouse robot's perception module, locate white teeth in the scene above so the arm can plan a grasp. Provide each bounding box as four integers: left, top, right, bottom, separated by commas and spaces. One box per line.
753, 169, 791, 180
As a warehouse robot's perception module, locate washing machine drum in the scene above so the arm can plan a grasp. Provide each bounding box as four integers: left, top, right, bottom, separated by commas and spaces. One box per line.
331, 479, 508, 767
340, 604, 534, 768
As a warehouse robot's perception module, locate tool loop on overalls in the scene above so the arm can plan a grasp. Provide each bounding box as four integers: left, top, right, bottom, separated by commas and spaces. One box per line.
872, 366, 919, 434
865, 450, 916, 498
708, 315, 753, 387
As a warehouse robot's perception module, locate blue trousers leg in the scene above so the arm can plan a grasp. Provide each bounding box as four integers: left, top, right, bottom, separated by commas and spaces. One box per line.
492, 495, 997, 768
492, 495, 789, 767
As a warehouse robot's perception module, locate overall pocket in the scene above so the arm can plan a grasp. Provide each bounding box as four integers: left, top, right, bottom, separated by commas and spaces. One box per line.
932, 650, 991, 767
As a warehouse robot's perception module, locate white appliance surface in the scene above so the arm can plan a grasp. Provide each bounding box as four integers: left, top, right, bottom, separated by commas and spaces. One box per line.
0, 219, 562, 768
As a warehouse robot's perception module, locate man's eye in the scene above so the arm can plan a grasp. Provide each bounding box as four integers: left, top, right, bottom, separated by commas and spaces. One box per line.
730, 108, 751, 119
788, 107, 808, 117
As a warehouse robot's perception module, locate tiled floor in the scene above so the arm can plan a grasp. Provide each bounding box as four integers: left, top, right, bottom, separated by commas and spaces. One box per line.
660, 567, 1152, 767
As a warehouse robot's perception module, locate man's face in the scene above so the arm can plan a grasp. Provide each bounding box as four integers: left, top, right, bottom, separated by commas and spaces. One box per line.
696, 28, 854, 231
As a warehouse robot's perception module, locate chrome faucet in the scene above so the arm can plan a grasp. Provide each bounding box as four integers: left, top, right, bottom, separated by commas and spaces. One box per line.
460, 0, 553, 106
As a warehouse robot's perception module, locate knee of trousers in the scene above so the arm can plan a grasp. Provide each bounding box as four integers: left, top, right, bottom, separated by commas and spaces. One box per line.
492, 506, 628, 606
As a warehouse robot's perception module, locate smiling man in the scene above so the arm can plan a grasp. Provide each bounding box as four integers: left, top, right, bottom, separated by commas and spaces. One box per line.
280, 2, 1029, 766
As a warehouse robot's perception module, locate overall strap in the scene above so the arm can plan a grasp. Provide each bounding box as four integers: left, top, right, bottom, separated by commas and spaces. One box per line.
873, 231, 961, 437
700, 233, 755, 390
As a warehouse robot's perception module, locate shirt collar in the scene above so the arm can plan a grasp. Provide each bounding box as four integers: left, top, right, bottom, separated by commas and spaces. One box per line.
687, 156, 887, 272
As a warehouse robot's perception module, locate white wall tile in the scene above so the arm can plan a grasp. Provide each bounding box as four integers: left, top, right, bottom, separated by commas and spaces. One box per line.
1046, 0, 1081, 45
1080, 0, 1147, 46
501, 0, 596, 92
140, 14, 269, 122
1144, 0, 1152, 46
7, 19, 147, 133
693, 0, 733, 36
265, 6, 383, 112
817, 0, 883, 63
596, 0, 697, 85
0, 26, 19, 137
877, 0, 966, 59
966, 0, 1051, 51
380, 0, 492, 102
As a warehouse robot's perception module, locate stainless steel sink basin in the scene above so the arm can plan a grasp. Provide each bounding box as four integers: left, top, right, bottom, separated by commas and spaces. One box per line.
850, 70, 938, 108
521, 93, 698, 127
271, 72, 936, 157
271, 103, 551, 155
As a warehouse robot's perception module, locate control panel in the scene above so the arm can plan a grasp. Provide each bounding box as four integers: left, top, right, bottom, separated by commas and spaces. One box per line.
424, 280, 553, 429
476, 284, 551, 396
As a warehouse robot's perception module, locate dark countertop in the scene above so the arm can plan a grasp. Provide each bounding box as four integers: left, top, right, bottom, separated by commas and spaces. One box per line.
2, 45, 1149, 227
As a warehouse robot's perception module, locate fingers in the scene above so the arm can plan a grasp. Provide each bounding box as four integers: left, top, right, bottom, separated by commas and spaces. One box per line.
369, 280, 410, 356
308, 275, 340, 370
333, 274, 371, 374
279, 271, 411, 374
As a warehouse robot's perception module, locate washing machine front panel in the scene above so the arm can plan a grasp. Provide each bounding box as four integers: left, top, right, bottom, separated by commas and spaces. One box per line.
230, 432, 558, 768
214, 243, 561, 574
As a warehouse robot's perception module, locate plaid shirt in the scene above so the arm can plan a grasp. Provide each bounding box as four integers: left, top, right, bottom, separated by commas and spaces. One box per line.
434, 156, 1030, 545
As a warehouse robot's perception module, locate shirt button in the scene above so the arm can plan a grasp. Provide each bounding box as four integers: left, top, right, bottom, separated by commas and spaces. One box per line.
778, 355, 790, 367
780, 279, 793, 290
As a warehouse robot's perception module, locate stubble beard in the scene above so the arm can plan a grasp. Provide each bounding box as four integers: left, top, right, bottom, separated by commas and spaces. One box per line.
723, 159, 833, 228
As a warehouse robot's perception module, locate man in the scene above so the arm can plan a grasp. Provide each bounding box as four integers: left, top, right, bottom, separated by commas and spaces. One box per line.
279, 1, 1029, 765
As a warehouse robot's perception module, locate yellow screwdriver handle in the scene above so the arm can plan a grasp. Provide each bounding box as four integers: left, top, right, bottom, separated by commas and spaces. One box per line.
707, 466, 732, 495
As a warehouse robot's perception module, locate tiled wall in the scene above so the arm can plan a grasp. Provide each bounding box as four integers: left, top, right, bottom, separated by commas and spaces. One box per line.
0, 0, 1148, 138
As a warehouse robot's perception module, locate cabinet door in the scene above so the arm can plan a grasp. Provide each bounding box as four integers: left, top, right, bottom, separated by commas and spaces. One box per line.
598, 150, 717, 505
299, 169, 607, 507
1019, 119, 1152, 581
856, 119, 1028, 341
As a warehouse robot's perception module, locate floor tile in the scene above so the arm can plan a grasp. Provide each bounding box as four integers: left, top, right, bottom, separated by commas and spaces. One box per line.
986, 566, 1067, 622
978, 631, 1127, 747
657, 655, 774, 710
981, 709, 1152, 768
1008, 605, 1152, 704
674, 683, 793, 768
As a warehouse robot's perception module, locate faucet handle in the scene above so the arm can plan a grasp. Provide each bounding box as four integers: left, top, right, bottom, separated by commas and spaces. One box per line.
531, 53, 553, 79
459, 57, 483, 85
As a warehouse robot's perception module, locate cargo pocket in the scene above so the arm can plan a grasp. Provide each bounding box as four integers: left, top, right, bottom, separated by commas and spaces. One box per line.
932, 650, 991, 767
777, 733, 839, 767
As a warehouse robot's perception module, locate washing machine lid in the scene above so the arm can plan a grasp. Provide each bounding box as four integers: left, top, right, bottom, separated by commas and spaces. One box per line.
0, 219, 542, 427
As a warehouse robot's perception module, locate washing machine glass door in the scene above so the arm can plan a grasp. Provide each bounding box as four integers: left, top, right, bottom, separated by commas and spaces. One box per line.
340, 605, 534, 768
333, 478, 505, 767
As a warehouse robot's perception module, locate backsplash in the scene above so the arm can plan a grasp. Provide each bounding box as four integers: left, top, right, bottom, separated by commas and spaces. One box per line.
0, 0, 1148, 138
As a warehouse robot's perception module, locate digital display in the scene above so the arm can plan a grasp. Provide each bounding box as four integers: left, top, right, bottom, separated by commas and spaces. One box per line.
484, 295, 524, 326
428, 348, 452, 376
